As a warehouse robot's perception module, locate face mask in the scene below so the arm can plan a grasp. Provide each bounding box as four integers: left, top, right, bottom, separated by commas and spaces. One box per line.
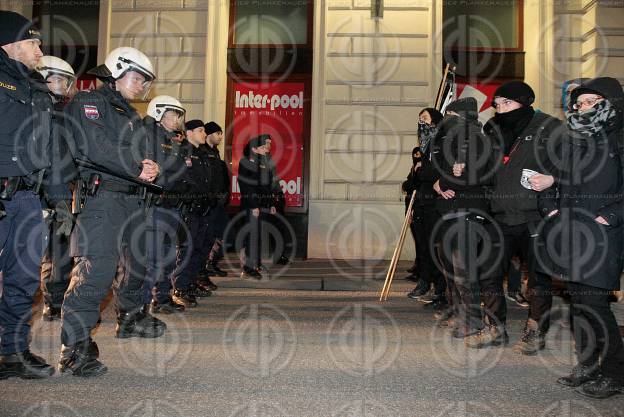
493, 106, 533, 127
418, 122, 437, 153
566, 99, 618, 137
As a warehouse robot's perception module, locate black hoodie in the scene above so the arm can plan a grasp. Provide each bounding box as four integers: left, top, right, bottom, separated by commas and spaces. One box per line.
433, 109, 493, 215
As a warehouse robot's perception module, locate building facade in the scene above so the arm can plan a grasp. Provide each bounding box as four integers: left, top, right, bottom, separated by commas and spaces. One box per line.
3, 0, 623, 260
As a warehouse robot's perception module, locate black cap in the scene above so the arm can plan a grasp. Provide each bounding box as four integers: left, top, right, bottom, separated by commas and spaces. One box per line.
0, 11, 41, 47
492, 81, 535, 107
446, 97, 478, 119
243, 134, 271, 157
570, 77, 624, 113
204, 121, 222, 135
185, 119, 204, 131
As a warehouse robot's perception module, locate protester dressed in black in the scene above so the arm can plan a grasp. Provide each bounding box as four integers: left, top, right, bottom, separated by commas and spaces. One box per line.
539, 77, 624, 399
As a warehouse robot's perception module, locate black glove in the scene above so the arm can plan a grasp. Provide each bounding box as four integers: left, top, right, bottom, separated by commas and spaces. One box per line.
0, 201, 5, 219
55, 200, 74, 237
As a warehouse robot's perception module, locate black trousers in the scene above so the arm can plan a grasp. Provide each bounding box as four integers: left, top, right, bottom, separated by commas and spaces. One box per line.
244, 209, 264, 270
40, 219, 73, 309
438, 214, 484, 331
481, 221, 552, 330
414, 206, 446, 294
568, 282, 624, 382
61, 192, 148, 346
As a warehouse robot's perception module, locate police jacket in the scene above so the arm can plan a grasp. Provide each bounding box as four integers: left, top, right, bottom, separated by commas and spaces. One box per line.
485, 111, 563, 225
202, 143, 230, 206
143, 116, 194, 198
186, 143, 212, 202
0, 49, 52, 180
64, 84, 146, 186
42, 100, 77, 206
238, 153, 275, 210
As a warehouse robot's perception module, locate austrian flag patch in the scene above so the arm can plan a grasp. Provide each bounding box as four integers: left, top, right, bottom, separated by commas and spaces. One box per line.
83, 105, 100, 120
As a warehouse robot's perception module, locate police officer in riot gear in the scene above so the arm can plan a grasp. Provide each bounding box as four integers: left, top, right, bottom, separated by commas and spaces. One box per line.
0, 11, 55, 380
143, 95, 192, 314
58, 47, 164, 377
37, 55, 78, 321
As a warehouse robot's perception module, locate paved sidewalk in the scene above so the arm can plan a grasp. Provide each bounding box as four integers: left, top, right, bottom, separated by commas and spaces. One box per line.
1, 289, 623, 417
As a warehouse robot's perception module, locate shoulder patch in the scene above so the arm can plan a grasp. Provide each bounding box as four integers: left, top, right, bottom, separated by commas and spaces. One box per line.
83, 105, 100, 120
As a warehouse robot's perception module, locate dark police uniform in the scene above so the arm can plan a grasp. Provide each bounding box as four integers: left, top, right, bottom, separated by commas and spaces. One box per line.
40, 99, 77, 319
142, 116, 194, 310
0, 47, 53, 377
172, 142, 212, 304
238, 151, 276, 272
202, 142, 230, 273
60, 84, 165, 356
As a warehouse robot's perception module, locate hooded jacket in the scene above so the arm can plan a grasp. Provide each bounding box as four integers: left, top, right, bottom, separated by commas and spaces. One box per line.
433, 110, 493, 215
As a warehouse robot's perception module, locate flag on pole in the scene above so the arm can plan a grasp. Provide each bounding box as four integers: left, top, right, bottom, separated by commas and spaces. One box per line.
437, 65, 456, 114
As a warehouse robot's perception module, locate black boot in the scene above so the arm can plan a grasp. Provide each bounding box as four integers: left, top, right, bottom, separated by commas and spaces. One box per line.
206, 261, 228, 277
42, 304, 61, 322
172, 289, 198, 308
58, 339, 106, 377
241, 266, 262, 280
557, 365, 599, 387
197, 274, 218, 291
189, 283, 212, 298
577, 375, 624, 399
115, 306, 167, 339
0, 349, 54, 380
151, 298, 186, 314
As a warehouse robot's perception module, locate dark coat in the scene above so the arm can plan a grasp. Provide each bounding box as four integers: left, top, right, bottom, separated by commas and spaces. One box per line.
64, 84, 146, 185
0, 49, 52, 180
201, 143, 230, 206
238, 154, 275, 210
485, 111, 564, 225
433, 115, 493, 216
537, 79, 624, 290
41, 100, 77, 206
143, 116, 195, 206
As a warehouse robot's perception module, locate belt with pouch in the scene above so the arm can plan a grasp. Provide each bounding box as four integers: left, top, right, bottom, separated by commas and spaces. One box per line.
100, 180, 144, 196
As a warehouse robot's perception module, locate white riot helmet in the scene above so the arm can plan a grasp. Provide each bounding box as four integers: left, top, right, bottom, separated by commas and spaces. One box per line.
147, 95, 185, 121
37, 55, 75, 97
88, 47, 155, 100
147, 95, 186, 131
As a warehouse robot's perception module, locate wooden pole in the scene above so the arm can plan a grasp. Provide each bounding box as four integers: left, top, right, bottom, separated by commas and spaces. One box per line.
434, 63, 450, 110
380, 190, 416, 301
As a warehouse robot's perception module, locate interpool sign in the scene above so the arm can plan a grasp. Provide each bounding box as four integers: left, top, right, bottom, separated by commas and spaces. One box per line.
230, 82, 305, 208
235, 90, 304, 111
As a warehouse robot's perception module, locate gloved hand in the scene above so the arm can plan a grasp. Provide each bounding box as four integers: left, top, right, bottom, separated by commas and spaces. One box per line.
0, 201, 5, 219
55, 200, 74, 236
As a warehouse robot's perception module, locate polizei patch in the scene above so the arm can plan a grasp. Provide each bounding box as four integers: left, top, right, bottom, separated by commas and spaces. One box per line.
83, 105, 100, 120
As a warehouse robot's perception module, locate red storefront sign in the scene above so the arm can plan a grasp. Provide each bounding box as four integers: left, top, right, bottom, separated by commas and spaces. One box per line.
75, 75, 97, 92
230, 81, 305, 207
